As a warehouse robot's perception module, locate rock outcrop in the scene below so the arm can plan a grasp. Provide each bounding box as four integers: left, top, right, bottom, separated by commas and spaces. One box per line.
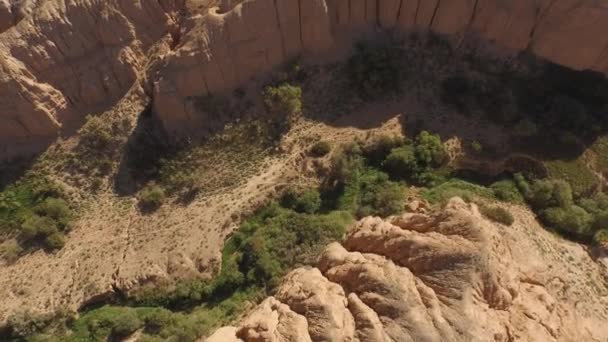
209, 198, 608, 342
3, 0, 608, 157
0, 0, 183, 160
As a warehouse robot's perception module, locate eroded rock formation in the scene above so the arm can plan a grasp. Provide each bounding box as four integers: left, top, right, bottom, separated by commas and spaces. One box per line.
3, 0, 608, 157
151, 0, 608, 138
209, 198, 608, 342
0, 0, 183, 159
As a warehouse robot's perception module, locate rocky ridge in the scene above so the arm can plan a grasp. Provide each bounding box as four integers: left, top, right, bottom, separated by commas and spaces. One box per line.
3, 0, 608, 158
208, 198, 608, 342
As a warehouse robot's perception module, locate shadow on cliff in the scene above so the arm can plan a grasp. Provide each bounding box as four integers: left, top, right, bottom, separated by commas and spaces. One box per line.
113, 105, 173, 197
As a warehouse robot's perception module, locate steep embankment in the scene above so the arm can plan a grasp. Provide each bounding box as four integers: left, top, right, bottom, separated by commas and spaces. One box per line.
2, 0, 608, 158
208, 198, 608, 342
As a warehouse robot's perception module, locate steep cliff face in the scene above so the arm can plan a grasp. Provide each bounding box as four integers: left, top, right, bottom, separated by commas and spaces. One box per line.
208, 198, 608, 342
0, 0, 183, 159
151, 0, 608, 138
2, 0, 608, 158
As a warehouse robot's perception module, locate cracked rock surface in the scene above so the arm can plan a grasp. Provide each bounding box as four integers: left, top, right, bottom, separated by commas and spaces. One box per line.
209, 198, 608, 342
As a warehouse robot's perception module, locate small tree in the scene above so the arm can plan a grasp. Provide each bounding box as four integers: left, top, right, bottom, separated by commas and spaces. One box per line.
382, 145, 417, 178
414, 131, 447, 167
263, 84, 302, 116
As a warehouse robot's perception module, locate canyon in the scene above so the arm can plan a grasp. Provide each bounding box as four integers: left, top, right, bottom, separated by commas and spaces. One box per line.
2, 0, 608, 159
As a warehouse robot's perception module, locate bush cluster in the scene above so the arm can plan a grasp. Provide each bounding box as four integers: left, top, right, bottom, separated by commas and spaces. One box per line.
0, 174, 73, 255
380, 131, 448, 185
514, 174, 608, 240
263, 83, 302, 116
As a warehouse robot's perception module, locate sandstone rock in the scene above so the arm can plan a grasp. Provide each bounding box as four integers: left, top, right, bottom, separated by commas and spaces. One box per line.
209, 198, 608, 341
236, 297, 312, 342
275, 268, 356, 341
0, 0, 183, 160
207, 326, 242, 342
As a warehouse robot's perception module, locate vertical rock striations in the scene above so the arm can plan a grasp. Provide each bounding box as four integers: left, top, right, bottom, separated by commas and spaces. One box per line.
151, 0, 608, 139
3, 0, 608, 156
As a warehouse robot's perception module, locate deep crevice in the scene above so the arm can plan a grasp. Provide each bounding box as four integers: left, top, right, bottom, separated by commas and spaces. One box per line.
396, 0, 404, 24
429, 0, 441, 29
273, 0, 287, 59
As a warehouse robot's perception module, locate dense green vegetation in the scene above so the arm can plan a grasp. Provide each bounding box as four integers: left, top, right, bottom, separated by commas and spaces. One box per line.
0, 173, 73, 259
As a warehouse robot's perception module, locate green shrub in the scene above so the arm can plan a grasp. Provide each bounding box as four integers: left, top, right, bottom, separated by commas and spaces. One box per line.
370, 182, 405, 217
78, 115, 115, 151
226, 204, 352, 288
490, 180, 524, 203
111, 310, 143, 337
480, 205, 514, 226
415, 131, 447, 167
6, 310, 51, 338
139, 185, 166, 210
382, 145, 417, 178
35, 198, 72, 230
45, 233, 65, 250
310, 141, 331, 157
527, 179, 573, 209
579, 192, 608, 214
263, 84, 302, 116
330, 145, 365, 184
541, 205, 593, 237
422, 179, 495, 205
280, 188, 321, 214
20, 214, 58, 240
363, 135, 405, 166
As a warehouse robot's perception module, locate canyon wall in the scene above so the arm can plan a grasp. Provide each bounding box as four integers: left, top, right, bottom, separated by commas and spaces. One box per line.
151, 0, 608, 138
2, 0, 608, 157
0, 0, 183, 159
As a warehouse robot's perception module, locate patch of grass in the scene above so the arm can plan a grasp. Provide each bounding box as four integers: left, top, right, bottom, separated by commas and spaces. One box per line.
138, 185, 166, 212
480, 205, 514, 226
422, 179, 495, 205
263, 83, 302, 116
490, 179, 525, 203
159, 121, 278, 196
544, 158, 599, 196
